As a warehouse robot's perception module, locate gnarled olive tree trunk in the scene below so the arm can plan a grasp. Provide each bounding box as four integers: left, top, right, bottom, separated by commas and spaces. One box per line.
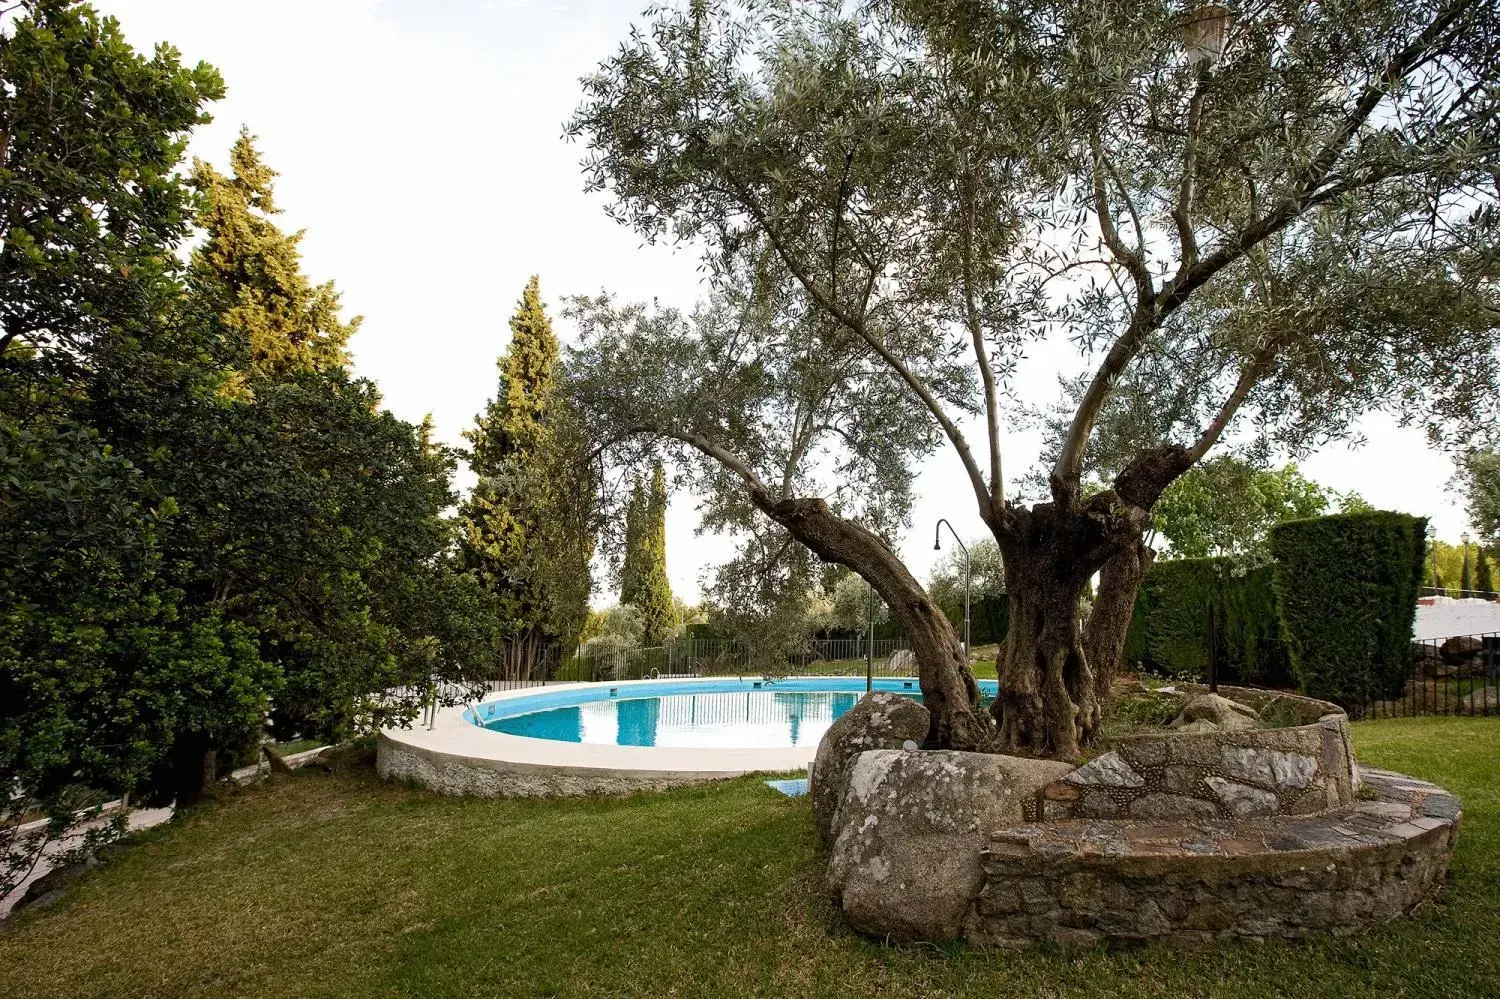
1084, 538, 1154, 700
988, 449, 1185, 758
754, 494, 990, 750
989, 505, 1110, 759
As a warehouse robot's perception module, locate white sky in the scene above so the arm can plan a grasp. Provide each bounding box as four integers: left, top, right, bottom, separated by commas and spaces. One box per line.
98, 0, 1472, 605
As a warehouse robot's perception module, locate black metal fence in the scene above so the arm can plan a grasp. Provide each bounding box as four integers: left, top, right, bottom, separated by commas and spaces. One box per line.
436, 625, 1499, 723
1361, 632, 1500, 719
418, 634, 917, 724
1196, 622, 1499, 720
550, 636, 915, 683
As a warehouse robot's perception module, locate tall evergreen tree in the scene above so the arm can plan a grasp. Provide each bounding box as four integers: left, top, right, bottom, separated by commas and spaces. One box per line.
191, 130, 355, 382
619, 477, 647, 604
636, 463, 675, 645
1461, 544, 1474, 594
461, 277, 595, 669
1476, 549, 1495, 599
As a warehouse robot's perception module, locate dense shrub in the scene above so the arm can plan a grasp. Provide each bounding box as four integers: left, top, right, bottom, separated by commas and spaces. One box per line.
1269, 512, 1426, 710
936, 593, 1008, 647
1126, 559, 1284, 685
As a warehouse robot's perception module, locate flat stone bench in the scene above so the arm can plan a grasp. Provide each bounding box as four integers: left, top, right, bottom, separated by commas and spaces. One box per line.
970, 767, 1460, 948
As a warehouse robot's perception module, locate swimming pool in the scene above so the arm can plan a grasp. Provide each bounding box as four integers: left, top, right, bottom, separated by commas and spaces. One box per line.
378, 676, 1005, 797
466, 676, 1000, 749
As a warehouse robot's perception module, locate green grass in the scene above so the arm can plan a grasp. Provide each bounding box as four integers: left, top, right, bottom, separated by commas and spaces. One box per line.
2, 718, 1497, 999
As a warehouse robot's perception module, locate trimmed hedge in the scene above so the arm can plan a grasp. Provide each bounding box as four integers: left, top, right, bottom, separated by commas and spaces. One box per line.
1269, 511, 1426, 709
939, 593, 1009, 646
1126, 558, 1286, 686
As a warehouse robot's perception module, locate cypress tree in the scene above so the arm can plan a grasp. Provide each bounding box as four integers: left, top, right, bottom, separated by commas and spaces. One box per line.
1461, 545, 1473, 594
620, 477, 647, 605
1477, 550, 1495, 599
637, 463, 676, 645
460, 277, 594, 663
191, 130, 356, 382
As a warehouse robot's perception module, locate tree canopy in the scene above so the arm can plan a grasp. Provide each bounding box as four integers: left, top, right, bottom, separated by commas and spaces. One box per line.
1457, 450, 1500, 549
2, 1, 503, 888
929, 536, 1005, 632
0, 0, 223, 364
568, 0, 1500, 756
1151, 457, 1365, 561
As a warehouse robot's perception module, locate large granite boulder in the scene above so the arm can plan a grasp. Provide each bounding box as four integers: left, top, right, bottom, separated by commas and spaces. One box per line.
809, 692, 929, 843
887, 649, 917, 675
1461, 686, 1498, 712
827, 749, 1075, 941
1169, 693, 1259, 734
1440, 635, 1483, 664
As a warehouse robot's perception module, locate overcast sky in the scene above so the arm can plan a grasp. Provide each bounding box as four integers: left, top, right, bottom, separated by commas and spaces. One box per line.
98, 0, 1472, 604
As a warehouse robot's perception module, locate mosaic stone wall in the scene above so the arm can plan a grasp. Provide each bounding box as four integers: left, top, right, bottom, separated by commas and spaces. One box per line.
1038, 687, 1357, 822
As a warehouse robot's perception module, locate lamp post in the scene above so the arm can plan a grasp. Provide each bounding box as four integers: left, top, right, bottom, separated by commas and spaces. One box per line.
1427, 523, 1439, 589
934, 519, 971, 660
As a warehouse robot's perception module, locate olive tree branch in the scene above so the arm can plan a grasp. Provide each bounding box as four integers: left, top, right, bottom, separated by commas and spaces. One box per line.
732, 183, 997, 521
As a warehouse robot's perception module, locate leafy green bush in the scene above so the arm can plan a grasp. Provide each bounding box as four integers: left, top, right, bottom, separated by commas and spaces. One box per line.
1128, 559, 1283, 685
1269, 512, 1426, 710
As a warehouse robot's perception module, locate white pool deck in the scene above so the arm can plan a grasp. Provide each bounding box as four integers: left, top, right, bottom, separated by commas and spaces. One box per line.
380, 678, 820, 781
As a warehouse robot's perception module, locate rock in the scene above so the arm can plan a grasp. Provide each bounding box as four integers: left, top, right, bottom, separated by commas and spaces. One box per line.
809, 692, 929, 843
1126, 793, 1219, 820
1219, 745, 1318, 791
1063, 751, 1144, 789
1205, 776, 1280, 818
10, 856, 97, 914
1169, 693, 1259, 733
1461, 686, 1498, 713
828, 749, 1074, 941
1440, 635, 1483, 664
887, 649, 917, 675
1459, 656, 1493, 680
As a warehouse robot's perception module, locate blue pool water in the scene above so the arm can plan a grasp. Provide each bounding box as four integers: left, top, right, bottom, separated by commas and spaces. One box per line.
470, 677, 1000, 749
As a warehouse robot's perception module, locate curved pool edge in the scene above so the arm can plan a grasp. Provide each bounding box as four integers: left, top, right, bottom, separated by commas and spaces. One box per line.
377, 677, 857, 797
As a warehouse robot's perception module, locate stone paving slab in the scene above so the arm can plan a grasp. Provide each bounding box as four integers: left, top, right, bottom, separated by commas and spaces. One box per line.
991, 768, 1456, 861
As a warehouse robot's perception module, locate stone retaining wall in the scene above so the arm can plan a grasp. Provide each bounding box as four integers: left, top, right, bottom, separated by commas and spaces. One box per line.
376, 733, 700, 797
970, 768, 1460, 948
1039, 687, 1357, 822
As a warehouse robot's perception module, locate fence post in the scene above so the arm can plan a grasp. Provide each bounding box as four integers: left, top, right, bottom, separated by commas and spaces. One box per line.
1206, 603, 1218, 694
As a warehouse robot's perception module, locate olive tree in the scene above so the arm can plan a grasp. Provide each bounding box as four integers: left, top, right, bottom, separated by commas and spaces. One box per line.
568, 0, 1500, 757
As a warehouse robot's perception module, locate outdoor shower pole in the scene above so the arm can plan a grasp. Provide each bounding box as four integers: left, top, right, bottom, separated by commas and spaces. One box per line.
866, 581, 874, 692
934, 519, 971, 660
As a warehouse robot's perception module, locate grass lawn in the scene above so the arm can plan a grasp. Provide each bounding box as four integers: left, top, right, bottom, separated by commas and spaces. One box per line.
1, 718, 1496, 999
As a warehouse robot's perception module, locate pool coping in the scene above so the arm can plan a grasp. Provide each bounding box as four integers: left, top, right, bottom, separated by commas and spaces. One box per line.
378, 677, 858, 785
